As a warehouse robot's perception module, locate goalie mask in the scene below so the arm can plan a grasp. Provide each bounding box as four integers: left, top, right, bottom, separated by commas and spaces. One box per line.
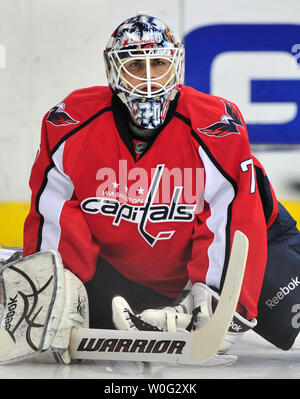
104, 14, 184, 129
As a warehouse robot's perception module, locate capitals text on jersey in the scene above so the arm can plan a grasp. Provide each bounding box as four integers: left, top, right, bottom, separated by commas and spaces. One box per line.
81, 164, 198, 247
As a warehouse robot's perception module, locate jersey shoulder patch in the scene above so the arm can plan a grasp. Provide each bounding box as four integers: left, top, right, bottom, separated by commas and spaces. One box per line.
197, 100, 243, 138
46, 103, 79, 126
178, 87, 246, 140
46, 86, 112, 127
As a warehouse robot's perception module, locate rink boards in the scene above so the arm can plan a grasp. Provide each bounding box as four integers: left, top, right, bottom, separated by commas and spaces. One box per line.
0, 200, 299, 247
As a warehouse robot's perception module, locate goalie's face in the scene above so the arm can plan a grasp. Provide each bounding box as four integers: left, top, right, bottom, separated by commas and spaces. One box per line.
105, 47, 183, 129
104, 15, 184, 129
121, 56, 173, 97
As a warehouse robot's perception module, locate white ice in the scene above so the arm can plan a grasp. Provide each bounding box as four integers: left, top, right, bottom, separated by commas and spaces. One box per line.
0, 330, 300, 380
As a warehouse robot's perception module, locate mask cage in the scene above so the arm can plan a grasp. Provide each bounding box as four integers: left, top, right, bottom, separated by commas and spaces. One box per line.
105, 47, 184, 99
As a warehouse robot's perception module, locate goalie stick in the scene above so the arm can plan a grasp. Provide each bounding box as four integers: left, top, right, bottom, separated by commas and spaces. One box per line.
69, 230, 249, 364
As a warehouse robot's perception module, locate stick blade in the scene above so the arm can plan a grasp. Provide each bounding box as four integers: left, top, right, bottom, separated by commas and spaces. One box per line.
190, 230, 249, 362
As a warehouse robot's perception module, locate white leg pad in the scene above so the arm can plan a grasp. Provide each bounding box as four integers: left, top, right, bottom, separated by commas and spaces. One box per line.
0, 250, 88, 364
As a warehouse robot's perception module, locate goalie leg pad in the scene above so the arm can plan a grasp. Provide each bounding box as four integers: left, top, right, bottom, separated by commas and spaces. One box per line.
0, 250, 65, 363
49, 268, 89, 363
0, 250, 89, 364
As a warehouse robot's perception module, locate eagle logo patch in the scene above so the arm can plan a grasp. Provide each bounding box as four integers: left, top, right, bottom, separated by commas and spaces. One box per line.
197, 101, 243, 138
46, 103, 79, 126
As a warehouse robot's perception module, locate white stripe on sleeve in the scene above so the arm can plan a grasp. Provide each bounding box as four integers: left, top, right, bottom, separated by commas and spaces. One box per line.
39, 143, 74, 251
199, 147, 235, 289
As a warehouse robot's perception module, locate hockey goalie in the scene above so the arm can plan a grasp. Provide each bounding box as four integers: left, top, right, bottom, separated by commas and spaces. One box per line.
1, 13, 300, 366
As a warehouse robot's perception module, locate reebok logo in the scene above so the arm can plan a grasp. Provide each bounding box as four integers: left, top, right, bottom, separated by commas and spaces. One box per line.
265, 277, 300, 309
4, 295, 18, 331
229, 320, 242, 333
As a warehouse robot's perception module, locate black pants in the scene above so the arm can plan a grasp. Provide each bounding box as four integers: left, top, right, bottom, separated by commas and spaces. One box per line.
84, 256, 175, 329
254, 202, 300, 350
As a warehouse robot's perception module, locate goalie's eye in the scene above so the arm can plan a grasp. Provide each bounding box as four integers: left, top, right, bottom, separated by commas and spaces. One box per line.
126, 59, 145, 73
152, 58, 168, 66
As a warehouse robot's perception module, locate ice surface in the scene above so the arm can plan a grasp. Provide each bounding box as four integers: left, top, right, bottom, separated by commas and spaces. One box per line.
0, 331, 300, 380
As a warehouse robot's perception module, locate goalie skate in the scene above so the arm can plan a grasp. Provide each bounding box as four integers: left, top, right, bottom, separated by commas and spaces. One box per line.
112, 295, 193, 333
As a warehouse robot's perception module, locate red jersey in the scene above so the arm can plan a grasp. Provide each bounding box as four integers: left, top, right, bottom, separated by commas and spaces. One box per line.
23, 85, 275, 320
